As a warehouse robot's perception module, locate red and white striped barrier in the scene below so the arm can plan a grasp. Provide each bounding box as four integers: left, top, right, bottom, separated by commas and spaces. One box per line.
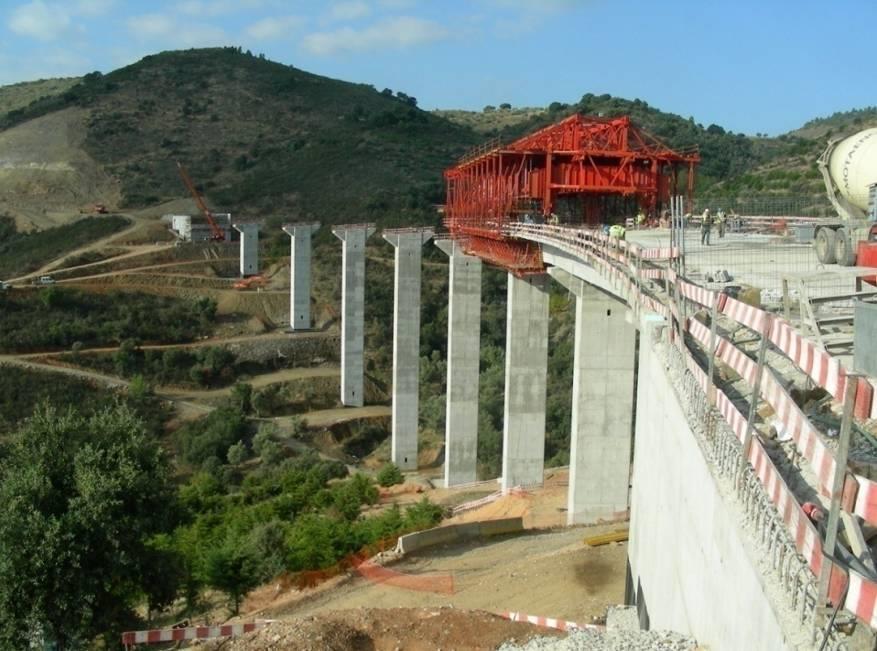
721, 296, 769, 334
678, 279, 724, 310
452, 490, 502, 515
122, 622, 268, 647
501, 611, 603, 632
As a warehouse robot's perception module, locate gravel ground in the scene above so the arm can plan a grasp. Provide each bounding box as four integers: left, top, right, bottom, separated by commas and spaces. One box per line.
498, 628, 696, 650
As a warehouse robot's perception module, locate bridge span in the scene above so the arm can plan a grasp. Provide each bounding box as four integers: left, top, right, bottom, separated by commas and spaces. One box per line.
319, 217, 877, 649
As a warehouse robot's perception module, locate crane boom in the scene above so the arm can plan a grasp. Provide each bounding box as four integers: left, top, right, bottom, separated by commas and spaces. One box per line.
176, 161, 226, 241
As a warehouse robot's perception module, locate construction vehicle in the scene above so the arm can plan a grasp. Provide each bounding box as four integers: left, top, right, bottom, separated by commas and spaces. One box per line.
176, 161, 227, 242
232, 275, 267, 291
814, 128, 877, 266
79, 203, 108, 214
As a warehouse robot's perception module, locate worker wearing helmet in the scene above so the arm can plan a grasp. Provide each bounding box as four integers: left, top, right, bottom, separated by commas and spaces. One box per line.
700, 208, 713, 246
716, 209, 726, 238
609, 223, 626, 241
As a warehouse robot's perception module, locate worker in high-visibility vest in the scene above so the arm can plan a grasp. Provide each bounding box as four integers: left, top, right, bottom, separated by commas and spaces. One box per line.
609, 223, 626, 240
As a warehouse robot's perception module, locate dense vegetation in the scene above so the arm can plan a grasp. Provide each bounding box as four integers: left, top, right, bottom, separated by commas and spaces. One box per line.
0, 365, 113, 434
0, 381, 445, 645
0, 214, 128, 278
0, 287, 217, 351
68, 344, 240, 389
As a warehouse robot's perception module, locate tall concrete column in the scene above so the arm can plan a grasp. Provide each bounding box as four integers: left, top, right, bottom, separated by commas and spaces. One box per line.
332, 224, 375, 407
549, 268, 636, 524
383, 228, 434, 470
502, 272, 549, 491
435, 238, 482, 486
282, 222, 320, 330
232, 223, 260, 277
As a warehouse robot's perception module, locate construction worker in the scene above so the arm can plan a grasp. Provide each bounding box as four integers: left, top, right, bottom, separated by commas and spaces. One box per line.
716, 209, 726, 238
609, 223, 626, 241
636, 210, 646, 229
700, 208, 713, 246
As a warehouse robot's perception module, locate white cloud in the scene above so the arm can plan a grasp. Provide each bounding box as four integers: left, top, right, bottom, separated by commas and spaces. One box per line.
75, 0, 114, 15
126, 13, 175, 38
9, 1, 71, 41
328, 1, 371, 21
302, 15, 446, 55
126, 12, 227, 47
245, 15, 304, 40
176, 0, 266, 16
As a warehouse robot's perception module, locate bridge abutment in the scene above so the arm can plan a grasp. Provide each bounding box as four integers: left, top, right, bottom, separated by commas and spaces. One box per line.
550, 268, 636, 524
502, 272, 549, 491
435, 239, 482, 487
332, 224, 375, 407
384, 228, 434, 471
282, 222, 320, 330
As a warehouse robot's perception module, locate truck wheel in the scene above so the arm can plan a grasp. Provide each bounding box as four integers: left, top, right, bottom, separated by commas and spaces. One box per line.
815, 227, 837, 264
835, 227, 857, 266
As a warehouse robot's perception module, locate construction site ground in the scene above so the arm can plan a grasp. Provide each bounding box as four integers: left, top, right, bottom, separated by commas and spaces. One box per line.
253, 524, 625, 625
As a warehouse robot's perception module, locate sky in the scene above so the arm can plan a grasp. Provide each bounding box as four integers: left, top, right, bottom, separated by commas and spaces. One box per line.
0, 0, 875, 136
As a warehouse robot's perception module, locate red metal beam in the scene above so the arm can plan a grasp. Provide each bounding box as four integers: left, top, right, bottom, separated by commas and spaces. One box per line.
443, 114, 699, 273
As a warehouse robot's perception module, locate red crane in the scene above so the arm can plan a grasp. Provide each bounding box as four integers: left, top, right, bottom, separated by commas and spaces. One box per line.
176, 161, 227, 241
444, 114, 699, 273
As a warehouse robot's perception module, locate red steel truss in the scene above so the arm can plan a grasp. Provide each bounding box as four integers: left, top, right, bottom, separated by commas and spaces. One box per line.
444, 114, 699, 273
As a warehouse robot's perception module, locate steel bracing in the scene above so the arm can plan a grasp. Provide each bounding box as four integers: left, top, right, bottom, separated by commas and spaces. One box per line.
444, 114, 699, 273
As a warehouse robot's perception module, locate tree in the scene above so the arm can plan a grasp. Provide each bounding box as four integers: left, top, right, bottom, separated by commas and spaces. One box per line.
231, 382, 253, 413
227, 440, 249, 465
499, 102, 511, 110
376, 462, 404, 487
202, 536, 259, 616
0, 405, 177, 649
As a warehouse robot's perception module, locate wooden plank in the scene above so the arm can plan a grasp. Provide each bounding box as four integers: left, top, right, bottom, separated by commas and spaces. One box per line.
583, 529, 629, 546
816, 315, 855, 326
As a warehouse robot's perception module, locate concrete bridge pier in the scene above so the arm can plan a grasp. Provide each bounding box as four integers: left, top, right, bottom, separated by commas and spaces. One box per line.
332, 224, 375, 407
502, 272, 550, 491
282, 222, 320, 330
435, 238, 482, 487
383, 228, 434, 470
233, 223, 260, 277
549, 268, 636, 524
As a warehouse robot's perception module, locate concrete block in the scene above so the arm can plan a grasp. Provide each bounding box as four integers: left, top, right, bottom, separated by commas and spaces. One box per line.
282, 222, 320, 330
502, 272, 549, 491
332, 224, 375, 406
232, 223, 260, 277
435, 238, 482, 487
382, 228, 434, 471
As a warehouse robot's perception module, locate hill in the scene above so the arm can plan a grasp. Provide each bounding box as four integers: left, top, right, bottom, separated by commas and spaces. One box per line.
0, 77, 80, 116
0, 48, 477, 230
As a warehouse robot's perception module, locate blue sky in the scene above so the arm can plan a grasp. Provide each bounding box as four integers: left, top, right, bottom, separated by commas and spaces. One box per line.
0, 0, 874, 136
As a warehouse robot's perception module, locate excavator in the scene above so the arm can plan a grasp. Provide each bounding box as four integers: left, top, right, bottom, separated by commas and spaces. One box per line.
176, 161, 227, 241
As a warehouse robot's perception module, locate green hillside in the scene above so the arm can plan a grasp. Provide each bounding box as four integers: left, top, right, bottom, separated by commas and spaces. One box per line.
0, 48, 478, 227
0, 77, 80, 117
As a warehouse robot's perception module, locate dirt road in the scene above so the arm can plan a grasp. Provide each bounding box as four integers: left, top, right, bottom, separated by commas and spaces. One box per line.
288, 405, 391, 428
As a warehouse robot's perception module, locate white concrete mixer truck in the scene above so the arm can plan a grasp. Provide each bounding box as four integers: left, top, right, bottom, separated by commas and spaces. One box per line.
814, 128, 877, 266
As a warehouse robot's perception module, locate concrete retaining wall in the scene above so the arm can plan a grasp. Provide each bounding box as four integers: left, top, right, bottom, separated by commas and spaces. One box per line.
395, 517, 524, 555
627, 323, 795, 651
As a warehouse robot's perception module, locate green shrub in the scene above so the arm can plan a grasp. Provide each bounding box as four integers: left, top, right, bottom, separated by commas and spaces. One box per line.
376, 463, 404, 487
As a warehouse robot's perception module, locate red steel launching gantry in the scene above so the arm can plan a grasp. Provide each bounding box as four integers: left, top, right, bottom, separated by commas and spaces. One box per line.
444, 114, 699, 273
